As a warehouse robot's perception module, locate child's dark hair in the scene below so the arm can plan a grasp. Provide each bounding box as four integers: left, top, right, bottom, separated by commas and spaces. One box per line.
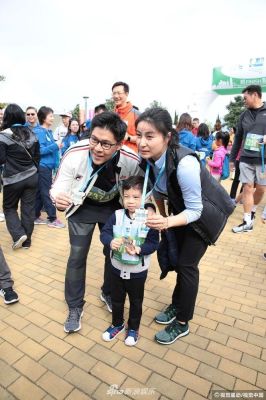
197, 123, 210, 139
216, 131, 230, 149
122, 176, 144, 193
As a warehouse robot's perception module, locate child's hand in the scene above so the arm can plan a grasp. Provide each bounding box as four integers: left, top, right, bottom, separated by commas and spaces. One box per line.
110, 238, 123, 250
125, 245, 141, 255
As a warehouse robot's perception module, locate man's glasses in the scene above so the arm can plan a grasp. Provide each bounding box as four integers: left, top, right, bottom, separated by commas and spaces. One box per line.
112, 91, 125, 96
89, 135, 117, 150
26, 113, 36, 116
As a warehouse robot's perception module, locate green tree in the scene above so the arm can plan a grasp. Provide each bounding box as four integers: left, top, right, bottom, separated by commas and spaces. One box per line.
173, 110, 178, 125
105, 97, 115, 111
71, 104, 80, 120
148, 100, 166, 109
224, 95, 245, 128
0, 75, 5, 82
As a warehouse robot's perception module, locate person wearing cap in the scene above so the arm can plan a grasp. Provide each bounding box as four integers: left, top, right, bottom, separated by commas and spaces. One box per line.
53, 111, 72, 142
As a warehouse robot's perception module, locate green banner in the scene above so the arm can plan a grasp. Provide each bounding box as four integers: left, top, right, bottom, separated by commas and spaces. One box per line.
212, 58, 266, 95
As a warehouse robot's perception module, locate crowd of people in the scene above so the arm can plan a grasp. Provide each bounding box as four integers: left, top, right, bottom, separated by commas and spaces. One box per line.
0, 83, 265, 347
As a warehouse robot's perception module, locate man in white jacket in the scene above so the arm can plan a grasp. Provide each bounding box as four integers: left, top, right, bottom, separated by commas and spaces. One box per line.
50, 111, 142, 333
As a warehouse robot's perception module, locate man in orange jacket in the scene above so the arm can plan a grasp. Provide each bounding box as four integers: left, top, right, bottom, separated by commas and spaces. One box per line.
112, 81, 140, 153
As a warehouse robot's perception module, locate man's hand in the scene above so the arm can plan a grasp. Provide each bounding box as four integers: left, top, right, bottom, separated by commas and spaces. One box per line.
110, 238, 123, 251
54, 192, 72, 210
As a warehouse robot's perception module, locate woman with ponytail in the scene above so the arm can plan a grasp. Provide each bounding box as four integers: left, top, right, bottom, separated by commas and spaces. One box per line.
135, 107, 234, 345
0, 104, 40, 249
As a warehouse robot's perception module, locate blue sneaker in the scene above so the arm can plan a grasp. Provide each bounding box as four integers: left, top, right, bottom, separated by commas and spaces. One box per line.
155, 320, 189, 345
102, 323, 125, 341
125, 329, 139, 346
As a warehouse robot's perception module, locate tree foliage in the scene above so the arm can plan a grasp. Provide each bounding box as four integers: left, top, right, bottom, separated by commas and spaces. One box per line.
173, 110, 178, 125
71, 104, 80, 120
224, 96, 245, 128
105, 97, 115, 111
148, 100, 166, 109
0, 76, 5, 82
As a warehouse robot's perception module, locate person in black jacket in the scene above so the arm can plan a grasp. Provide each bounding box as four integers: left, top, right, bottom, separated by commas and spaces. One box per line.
230, 85, 266, 233
0, 104, 40, 249
135, 108, 234, 345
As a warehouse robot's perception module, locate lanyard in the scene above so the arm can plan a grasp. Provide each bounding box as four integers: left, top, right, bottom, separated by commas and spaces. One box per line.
141, 164, 150, 208
261, 144, 265, 173
140, 161, 165, 208
79, 151, 117, 192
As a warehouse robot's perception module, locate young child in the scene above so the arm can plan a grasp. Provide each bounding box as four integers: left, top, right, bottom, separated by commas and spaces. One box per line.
195, 123, 213, 165
207, 131, 229, 181
100, 176, 159, 346
0, 246, 19, 304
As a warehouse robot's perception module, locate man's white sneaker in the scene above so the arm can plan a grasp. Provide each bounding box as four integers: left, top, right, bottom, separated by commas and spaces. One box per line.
232, 221, 253, 233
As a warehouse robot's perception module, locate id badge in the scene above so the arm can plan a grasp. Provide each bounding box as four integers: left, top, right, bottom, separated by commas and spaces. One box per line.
134, 208, 148, 224
244, 133, 261, 152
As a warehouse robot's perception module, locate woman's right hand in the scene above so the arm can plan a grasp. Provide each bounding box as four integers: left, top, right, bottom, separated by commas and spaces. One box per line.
54, 192, 72, 210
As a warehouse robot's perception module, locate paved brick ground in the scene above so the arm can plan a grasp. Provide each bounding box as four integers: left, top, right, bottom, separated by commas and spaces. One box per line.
0, 187, 265, 400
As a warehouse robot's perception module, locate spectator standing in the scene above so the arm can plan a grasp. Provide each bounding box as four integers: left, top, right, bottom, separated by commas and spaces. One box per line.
33, 106, 65, 228
53, 111, 72, 141
112, 81, 140, 153
207, 131, 229, 181
176, 113, 196, 150
61, 118, 80, 156
0, 104, 40, 249
192, 117, 200, 136
25, 106, 39, 129
195, 123, 213, 165
0, 246, 19, 303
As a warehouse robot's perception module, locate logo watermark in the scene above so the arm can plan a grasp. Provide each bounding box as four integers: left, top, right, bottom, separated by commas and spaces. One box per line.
107, 384, 156, 396
211, 390, 265, 399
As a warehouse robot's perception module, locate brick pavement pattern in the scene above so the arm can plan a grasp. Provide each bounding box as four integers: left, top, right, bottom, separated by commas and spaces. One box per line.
0, 187, 265, 400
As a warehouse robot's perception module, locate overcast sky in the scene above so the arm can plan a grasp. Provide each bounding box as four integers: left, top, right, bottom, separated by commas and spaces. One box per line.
1, 0, 266, 122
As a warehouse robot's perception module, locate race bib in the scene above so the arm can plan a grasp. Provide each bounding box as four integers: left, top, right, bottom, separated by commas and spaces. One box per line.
244, 133, 261, 152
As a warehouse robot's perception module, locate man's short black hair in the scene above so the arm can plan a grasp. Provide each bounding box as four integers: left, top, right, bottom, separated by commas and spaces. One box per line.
112, 81, 129, 93
94, 104, 107, 114
122, 176, 144, 193
90, 111, 127, 142
242, 85, 262, 98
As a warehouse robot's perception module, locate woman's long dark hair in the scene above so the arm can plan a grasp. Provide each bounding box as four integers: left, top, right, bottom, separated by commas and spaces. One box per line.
1, 103, 30, 141
135, 107, 178, 147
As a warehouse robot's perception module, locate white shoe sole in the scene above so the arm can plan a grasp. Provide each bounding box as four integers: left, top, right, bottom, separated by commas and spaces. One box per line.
155, 328, 190, 345
12, 235, 27, 250
232, 229, 253, 234
0, 290, 19, 304
102, 326, 125, 342
100, 293, 112, 313
155, 316, 176, 325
